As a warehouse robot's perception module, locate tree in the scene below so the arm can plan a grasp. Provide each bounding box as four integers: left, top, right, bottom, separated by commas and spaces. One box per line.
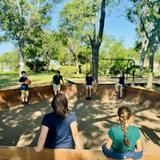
0, 0, 53, 74
60, 0, 120, 82
59, 0, 94, 74
99, 36, 139, 75
40, 31, 66, 70
87, 0, 106, 83
127, 0, 160, 88
0, 51, 19, 71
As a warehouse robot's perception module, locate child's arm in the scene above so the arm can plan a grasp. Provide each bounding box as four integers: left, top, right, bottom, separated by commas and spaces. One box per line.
34, 125, 49, 152
19, 81, 26, 87
70, 121, 82, 149
61, 76, 64, 85
105, 136, 113, 149
135, 138, 143, 152
93, 78, 98, 87
84, 77, 87, 86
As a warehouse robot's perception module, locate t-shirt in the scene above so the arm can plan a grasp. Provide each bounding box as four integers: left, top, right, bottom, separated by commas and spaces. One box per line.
53, 74, 63, 85
108, 125, 140, 153
19, 76, 28, 90
86, 76, 94, 85
41, 112, 77, 149
119, 75, 125, 87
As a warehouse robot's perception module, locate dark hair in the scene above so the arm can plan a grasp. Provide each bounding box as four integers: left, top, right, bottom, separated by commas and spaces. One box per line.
57, 70, 60, 74
21, 71, 26, 74
86, 72, 91, 76
51, 93, 70, 118
118, 106, 132, 147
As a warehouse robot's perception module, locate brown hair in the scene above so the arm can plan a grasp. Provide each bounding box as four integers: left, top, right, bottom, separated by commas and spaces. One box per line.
118, 106, 132, 146
51, 93, 70, 118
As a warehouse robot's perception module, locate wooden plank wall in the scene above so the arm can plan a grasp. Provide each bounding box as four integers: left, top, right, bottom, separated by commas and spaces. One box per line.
0, 147, 159, 160
1, 84, 160, 110
0, 85, 115, 110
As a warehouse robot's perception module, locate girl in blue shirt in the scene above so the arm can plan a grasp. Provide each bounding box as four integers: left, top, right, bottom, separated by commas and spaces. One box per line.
35, 93, 82, 152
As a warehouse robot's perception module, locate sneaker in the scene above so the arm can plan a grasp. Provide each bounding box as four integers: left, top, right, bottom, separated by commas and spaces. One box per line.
24, 102, 30, 106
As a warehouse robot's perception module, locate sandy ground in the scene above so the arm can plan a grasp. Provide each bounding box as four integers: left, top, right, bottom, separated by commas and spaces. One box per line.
0, 96, 160, 154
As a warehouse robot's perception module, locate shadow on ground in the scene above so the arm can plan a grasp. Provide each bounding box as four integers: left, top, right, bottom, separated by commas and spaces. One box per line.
0, 94, 159, 153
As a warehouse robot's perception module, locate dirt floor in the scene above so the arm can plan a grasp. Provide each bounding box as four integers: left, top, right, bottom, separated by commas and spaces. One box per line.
0, 95, 160, 154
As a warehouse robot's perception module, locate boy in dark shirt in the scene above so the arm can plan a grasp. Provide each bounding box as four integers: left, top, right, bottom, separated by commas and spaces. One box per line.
115, 72, 125, 98
85, 72, 94, 100
52, 71, 64, 94
19, 71, 30, 106
119, 73, 125, 87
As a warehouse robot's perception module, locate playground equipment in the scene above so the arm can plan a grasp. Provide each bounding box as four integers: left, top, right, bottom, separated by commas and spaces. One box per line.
99, 58, 136, 83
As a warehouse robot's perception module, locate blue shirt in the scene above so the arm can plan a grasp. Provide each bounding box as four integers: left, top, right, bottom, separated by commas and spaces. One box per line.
41, 112, 77, 149
19, 76, 29, 90
86, 76, 94, 85
53, 74, 63, 85
119, 75, 125, 87
108, 125, 140, 153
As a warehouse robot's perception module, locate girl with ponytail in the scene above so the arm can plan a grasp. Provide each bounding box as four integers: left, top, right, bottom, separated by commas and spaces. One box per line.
102, 106, 143, 159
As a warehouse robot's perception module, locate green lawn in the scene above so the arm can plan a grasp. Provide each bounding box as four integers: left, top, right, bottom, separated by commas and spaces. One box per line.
0, 72, 54, 90
1, 72, 160, 92
0, 72, 19, 89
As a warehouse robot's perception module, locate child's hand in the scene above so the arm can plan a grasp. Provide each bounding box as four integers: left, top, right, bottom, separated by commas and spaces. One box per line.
34, 146, 43, 152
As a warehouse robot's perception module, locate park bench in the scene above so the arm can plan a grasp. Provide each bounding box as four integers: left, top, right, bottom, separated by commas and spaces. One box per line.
0, 146, 159, 160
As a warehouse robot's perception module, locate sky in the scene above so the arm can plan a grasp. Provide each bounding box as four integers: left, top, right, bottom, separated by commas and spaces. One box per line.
0, 0, 136, 55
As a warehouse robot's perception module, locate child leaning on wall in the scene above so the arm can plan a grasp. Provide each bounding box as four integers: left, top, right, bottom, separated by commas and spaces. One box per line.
85, 72, 94, 100
19, 71, 31, 106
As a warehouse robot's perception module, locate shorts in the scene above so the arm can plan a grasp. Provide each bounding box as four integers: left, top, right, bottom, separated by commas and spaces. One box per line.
115, 83, 123, 90
86, 85, 92, 89
102, 144, 143, 160
53, 84, 60, 93
21, 90, 29, 98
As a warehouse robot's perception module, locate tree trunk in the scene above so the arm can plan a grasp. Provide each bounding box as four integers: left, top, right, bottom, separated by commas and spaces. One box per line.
75, 60, 79, 75
90, 0, 106, 83
146, 51, 154, 88
92, 45, 99, 83
46, 52, 50, 71
78, 65, 82, 74
139, 36, 149, 76
158, 60, 160, 79
139, 51, 145, 76
18, 41, 25, 77
67, 43, 80, 75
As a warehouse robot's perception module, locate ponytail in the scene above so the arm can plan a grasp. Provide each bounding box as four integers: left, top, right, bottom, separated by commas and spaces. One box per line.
118, 106, 132, 147
121, 115, 130, 146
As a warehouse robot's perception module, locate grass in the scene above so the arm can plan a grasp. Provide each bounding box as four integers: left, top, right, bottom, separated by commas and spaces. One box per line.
1, 71, 160, 92
0, 72, 19, 89
0, 72, 55, 90
0, 71, 86, 90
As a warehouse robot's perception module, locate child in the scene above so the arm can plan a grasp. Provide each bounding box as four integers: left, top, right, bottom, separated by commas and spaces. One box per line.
52, 71, 64, 94
19, 71, 30, 106
102, 106, 143, 160
85, 72, 94, 100
34, 93, 82, 152
115, 72, 125, 98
